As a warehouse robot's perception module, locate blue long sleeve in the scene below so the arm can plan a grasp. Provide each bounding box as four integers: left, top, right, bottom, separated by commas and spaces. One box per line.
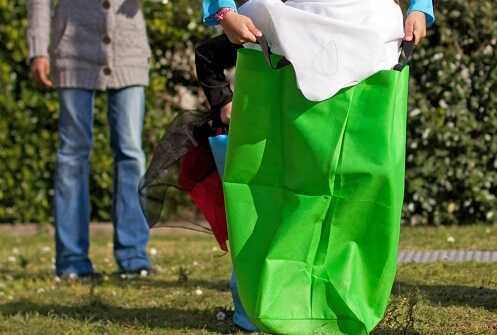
202, 0, 435, 26
202, 0, 237, 25
408, 0, 435, 26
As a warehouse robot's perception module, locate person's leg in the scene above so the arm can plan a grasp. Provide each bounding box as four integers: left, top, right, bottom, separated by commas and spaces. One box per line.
107, 86, 151, 273
230, 272, 258, 332
196, 35, 255, 329
54, 88, 95, 276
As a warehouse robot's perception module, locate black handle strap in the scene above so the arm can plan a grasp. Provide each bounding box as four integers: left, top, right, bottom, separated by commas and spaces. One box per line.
257, 35, 416, 72
256, 35, 291, 69
394, 40, 416, 71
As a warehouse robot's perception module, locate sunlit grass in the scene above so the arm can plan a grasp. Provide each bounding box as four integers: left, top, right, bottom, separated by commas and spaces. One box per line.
0, 226, 496, 334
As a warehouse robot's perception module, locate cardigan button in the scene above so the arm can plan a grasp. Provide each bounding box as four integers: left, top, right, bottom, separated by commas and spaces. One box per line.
102, 1, 111, 9
103, 67, 112, 76
103, 35, 112, 44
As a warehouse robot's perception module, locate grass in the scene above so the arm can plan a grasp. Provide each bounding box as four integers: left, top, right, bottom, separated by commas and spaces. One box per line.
0, 225, 496, 335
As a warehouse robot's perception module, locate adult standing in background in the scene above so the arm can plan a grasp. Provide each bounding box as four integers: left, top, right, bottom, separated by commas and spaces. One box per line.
27, 0, 152, 278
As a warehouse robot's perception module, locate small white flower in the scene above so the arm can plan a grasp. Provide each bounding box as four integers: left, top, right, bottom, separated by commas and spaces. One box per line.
409, 108, 421, 117
193, 261, 199, 266
211, 247, 219, 252
8, 295, 14, 301
150, 248, 158, 256
216, 311, 226, 321
40, 246, 51, 253
12, 248, 20, 255
37, 288, 45, 294
54, 276, 61, 283
187, 21, 197, 31
195, 288, 203, 296
439, 99, 448, 109
432, 53, 443, 61
7, 256, 16, 263
447, 203, 456, 214
486, 228, 492, 234
140, 269, 149, 277
447, 236, 456, 243
104, 258, 110, 263
68, 273, 78, 280
103, 275, 109, 281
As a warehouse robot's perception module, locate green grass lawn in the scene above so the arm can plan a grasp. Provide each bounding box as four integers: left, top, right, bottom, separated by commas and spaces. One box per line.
1, 225, 497, 335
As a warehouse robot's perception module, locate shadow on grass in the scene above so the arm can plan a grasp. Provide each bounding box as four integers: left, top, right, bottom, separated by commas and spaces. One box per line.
372, 328, 420, 335
0, 299, 236, 333
0, 269, 53, 281
0, 300, 421, 335
394, 281, 497, 311
0, 269, 230, 292
134, 278, 230, 292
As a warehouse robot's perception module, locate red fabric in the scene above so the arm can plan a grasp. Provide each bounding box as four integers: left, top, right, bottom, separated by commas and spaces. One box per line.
178, 141, 228, 251
178, 140, 216, 191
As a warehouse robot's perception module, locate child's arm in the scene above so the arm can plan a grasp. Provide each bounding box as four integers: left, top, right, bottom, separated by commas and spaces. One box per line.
202, 0, 262, 44
195, 35, 241, 124
405, 0, 435, 45
408, 0, 435, 26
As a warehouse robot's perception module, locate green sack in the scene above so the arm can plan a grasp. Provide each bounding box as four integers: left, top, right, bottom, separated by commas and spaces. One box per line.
224, 48, 409, 334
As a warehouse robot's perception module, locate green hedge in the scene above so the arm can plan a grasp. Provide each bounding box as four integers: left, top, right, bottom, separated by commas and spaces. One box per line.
404, 0, 497, 225
0, 0, 496, 225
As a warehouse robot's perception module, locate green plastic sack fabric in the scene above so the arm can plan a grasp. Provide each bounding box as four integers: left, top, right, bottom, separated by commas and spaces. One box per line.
224, 48, 409, 335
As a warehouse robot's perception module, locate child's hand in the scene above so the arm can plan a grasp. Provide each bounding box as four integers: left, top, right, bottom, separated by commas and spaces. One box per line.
221, 11, 262, 44
404, 11, 427, 45
220, 102, 232, 124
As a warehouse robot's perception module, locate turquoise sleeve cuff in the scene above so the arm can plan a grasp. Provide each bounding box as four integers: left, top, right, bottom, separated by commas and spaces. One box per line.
408, 0, 435, 26
203, 0, 237, 26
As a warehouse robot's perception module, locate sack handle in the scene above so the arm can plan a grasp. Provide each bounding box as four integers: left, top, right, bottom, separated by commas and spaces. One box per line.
256, 35, 291, 69
393, 40, 416, 71
257, 35, 416, 72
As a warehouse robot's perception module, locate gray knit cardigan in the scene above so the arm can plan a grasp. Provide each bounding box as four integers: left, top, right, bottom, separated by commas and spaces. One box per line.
27, 0, 151, 90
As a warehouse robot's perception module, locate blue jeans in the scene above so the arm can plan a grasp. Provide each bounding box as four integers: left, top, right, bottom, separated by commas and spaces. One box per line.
54, 87, 151, 276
